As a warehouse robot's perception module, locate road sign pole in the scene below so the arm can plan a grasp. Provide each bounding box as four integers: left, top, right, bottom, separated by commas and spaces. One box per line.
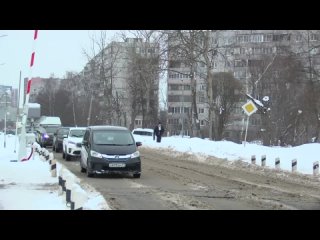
244, 115, 249, 147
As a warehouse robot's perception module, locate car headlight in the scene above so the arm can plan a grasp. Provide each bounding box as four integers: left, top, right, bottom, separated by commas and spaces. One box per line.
42, 133, 49, 139
90, 150, 103, 159
130, 151, 140, 158
68, 141, 76, 145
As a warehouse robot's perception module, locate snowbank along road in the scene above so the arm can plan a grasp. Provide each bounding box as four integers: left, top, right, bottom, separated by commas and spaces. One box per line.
53, 147, 320, 210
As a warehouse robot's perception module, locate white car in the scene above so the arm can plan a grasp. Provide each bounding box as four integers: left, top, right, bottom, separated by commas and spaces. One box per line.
62, 127, 86, 161
132, 128, 154, 137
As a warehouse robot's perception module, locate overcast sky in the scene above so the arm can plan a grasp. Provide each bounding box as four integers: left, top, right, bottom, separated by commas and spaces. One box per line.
0, 30, 121, 89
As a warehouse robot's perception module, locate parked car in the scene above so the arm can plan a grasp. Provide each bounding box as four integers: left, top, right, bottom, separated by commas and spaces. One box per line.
132, 128, 154, 136
62, 127, 86, 160
80, 126, 142, 178
53, 127, 70, 152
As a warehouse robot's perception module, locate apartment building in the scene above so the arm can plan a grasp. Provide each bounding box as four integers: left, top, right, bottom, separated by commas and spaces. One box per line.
80, 37, 160, 129
167, 30, 320, 142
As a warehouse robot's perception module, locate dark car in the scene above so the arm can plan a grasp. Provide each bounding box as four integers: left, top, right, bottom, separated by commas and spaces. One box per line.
53, 127, 70, 152
80, 126, 142, 178
35, 125, 60, 147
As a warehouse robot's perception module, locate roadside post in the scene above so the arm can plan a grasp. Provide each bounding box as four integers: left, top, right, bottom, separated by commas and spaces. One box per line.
241, 100, 258, 147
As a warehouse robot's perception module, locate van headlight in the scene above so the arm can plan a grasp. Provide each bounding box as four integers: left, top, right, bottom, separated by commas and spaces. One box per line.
90, 150, 103, 158
130, 151, 140, 158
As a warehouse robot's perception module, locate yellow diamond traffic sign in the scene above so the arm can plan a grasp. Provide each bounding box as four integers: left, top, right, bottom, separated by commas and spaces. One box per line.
242, 100, 258, 116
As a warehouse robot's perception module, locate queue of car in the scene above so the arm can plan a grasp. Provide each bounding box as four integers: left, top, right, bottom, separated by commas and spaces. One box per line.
35, 125, 143, 178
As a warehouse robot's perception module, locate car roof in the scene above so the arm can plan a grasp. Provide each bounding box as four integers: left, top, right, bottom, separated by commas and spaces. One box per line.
132, 128, 154, 133
69, 127, 87, 131
88, 125, 129, 131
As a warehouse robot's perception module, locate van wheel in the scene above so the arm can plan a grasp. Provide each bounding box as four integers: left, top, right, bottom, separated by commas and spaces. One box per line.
133, 173, 141, 178
66, 154, 71, 161
62, 151, 65, 159
86, 160, 94, 178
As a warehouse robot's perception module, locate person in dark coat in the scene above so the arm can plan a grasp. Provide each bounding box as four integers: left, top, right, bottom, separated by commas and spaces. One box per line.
153, 122, 164, 143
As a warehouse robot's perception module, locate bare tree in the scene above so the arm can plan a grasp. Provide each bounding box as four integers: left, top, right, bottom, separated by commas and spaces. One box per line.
167, 30, 205, 137
209, 72, 243, 140
120, 30, 165, 129
82, 31, 122, 126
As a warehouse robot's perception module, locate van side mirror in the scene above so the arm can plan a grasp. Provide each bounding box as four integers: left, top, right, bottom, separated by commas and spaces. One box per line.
136, 141, 142, 147
82, 140, 88, 146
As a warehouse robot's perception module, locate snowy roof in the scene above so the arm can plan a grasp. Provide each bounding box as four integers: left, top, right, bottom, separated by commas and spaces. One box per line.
28, 103, 40, 108
132, 128, 154, 133
39, 116, 61, 125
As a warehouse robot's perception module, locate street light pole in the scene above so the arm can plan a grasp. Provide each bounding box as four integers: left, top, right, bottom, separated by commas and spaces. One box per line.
181, 79, 184, 137
3, 90, 9, 148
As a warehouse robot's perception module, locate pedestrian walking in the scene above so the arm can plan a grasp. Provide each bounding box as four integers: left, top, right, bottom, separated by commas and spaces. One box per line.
153, 122, 164, 143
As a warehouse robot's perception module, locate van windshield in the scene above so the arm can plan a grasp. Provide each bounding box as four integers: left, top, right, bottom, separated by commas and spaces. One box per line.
93, 130, 135, 145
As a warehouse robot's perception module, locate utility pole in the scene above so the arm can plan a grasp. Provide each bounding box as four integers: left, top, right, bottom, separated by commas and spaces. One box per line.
87, 93, 93, 126
181, 79, 184, 137
3, 89, 11, 148
4, 92, 7, 148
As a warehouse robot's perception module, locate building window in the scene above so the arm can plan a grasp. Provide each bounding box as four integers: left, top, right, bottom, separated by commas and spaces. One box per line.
199, 108, 204, 114
295, 34, 302, 42
264, 34, 273, 42
200, 120, 205, 126
234, 59, 245, 67
198, 96, 205, 103
169, 118, 179, 125
135, 119, 142, 126
169, 60, 181, 68
169, 84, 179, 91
213, 61, 217, 68
200, 84, 206, 91
311, 33, 319, 41
251, 34, 263, 43
233, 48, 240, 55
183, 107, 190, 113
184, 84, 191, 91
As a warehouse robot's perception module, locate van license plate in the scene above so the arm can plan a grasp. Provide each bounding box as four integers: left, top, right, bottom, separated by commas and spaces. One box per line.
109, 163, 126, 168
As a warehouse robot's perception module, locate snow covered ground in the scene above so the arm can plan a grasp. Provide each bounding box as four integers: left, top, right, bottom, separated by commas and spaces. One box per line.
133, 134, 320, 175
0, 133, 110, 210
1, 132, 320, 210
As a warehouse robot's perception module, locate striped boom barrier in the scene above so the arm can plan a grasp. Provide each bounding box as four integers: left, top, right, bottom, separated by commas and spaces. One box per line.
251, 155, 256, 165
292, 159, 297, 173
18, 30, 39, 161
261, 155, 266, 167
275, 157, 280, 170
313, 161, 319, 176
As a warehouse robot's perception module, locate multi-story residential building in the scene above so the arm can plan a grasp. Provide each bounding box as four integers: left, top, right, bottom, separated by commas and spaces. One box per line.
24, 77, 62, 103
167, 30, 320, 143
0, 85, 16, 126
79, 37, 160, 129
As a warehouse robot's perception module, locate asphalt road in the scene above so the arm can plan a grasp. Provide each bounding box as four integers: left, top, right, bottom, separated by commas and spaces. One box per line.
52, 147, 320, 210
